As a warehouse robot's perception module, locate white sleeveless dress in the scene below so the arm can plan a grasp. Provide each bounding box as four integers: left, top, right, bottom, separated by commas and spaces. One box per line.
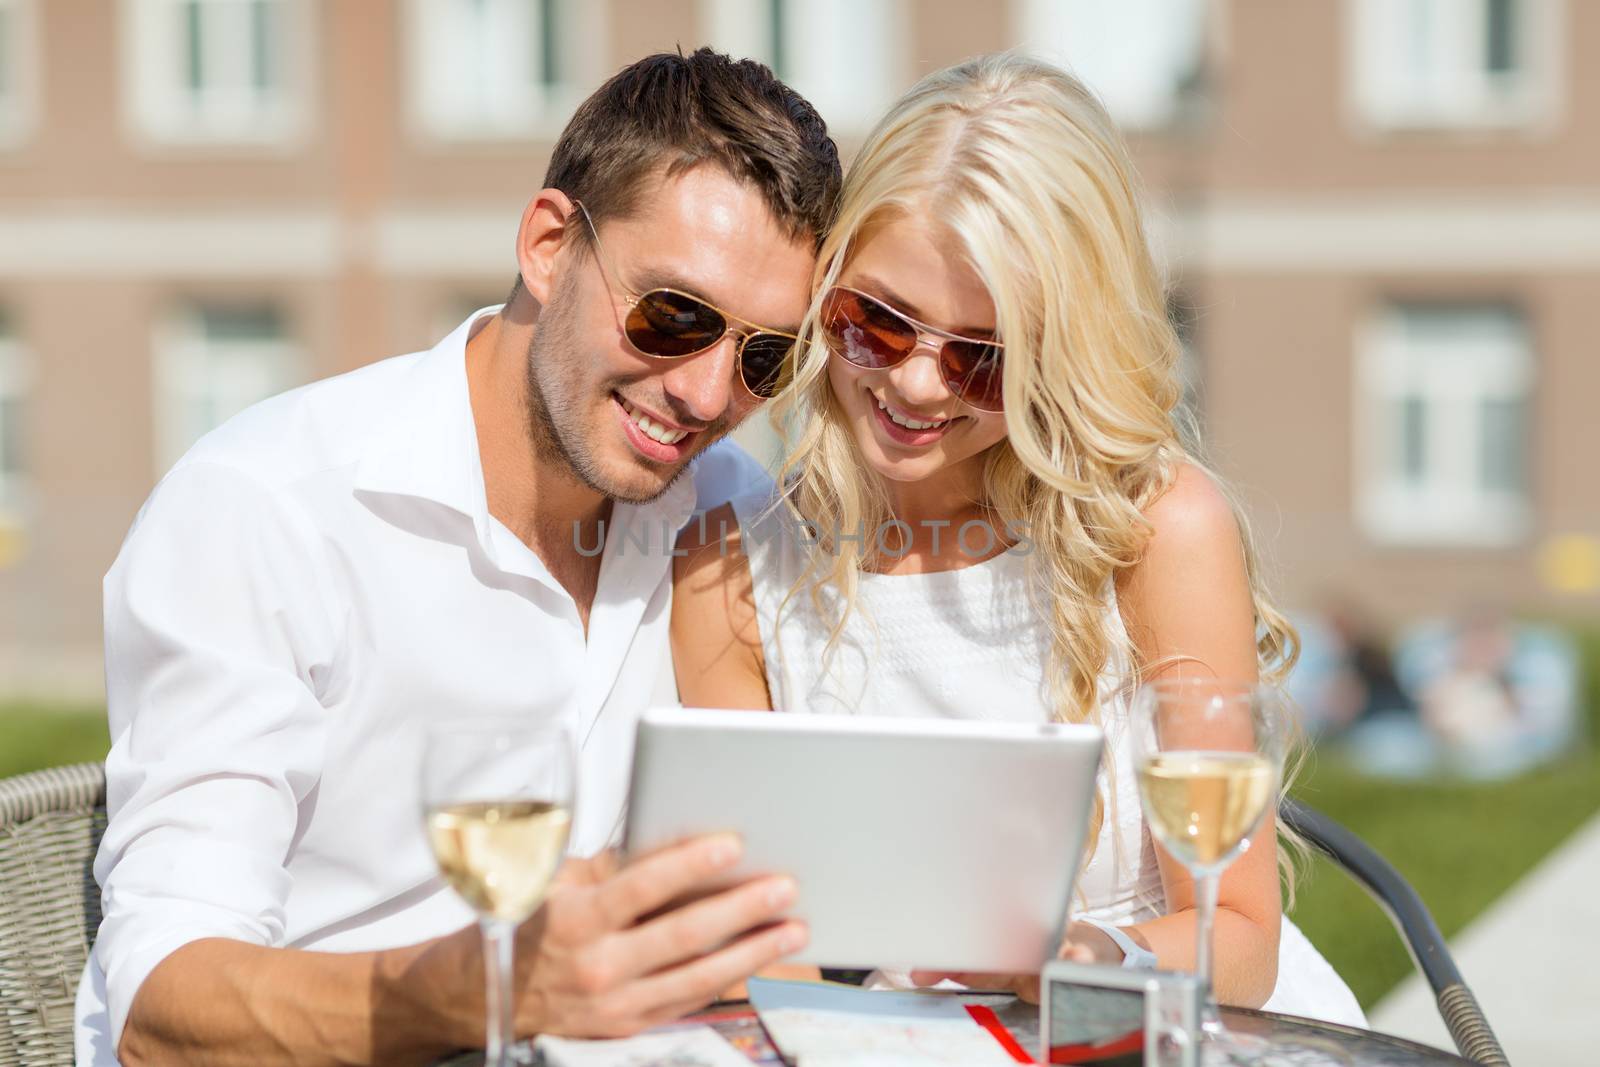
728, 493, 1366, 1027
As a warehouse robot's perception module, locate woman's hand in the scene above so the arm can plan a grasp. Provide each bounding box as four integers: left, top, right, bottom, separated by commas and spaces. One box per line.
908, 921, 1124, 1004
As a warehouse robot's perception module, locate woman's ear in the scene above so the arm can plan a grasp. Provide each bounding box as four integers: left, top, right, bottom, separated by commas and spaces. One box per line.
514, 188, 578, 305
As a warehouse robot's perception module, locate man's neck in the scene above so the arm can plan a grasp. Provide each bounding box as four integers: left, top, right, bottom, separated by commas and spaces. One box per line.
464, 308, 612, 624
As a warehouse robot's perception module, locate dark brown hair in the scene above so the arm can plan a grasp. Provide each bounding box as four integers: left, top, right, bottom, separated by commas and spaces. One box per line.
532, 47, 841, 276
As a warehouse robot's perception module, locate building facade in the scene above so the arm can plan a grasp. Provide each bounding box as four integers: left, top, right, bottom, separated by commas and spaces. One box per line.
0, 0, 1595, 696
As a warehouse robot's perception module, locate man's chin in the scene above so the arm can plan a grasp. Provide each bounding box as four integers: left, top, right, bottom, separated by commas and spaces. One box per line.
587, 451, 694, 505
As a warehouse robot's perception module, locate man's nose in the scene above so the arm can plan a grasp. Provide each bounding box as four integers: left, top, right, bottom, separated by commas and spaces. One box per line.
884, 342, 952, 408
659, 335, 741, 425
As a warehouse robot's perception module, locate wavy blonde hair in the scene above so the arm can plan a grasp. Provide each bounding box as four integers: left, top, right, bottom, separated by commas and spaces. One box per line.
769, 52, 1305, 894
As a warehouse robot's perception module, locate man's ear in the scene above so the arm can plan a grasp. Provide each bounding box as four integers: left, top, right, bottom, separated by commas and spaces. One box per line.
515, 189, 578, 305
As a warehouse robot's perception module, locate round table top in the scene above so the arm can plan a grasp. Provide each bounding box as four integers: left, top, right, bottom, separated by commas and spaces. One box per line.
439, 998, 1472, 1066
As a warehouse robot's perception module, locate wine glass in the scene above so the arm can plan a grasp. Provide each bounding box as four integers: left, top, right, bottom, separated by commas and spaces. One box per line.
421, 717, 576, 1067
1130, 678, 1289, 1058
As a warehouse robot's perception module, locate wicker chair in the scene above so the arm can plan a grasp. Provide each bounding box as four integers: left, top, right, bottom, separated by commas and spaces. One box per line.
0, 763, 107, 1067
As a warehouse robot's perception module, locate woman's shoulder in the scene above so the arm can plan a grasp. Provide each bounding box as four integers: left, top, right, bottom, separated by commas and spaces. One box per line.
1118, 461, 1256, 676
1140, 462, 1241, 554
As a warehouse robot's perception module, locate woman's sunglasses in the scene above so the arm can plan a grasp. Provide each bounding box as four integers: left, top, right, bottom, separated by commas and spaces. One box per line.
573, 200, 798, 400
820, 286, 1006, 412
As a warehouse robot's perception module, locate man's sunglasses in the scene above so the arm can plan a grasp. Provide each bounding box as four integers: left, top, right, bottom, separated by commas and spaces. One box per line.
573, 200, 799, 400
820, 286, 1006, 412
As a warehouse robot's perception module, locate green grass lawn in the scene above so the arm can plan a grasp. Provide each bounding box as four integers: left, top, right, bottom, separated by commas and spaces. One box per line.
1288, 749, 1600, 1006
4, 635, 1598, 1013
0, 703, 111, 779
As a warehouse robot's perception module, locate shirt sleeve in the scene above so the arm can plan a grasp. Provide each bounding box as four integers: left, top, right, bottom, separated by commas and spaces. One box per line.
690, 438, 776, 513
93, 460, 343, 1049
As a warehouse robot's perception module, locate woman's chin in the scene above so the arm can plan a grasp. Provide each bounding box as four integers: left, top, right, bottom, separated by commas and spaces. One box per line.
859, 448, 944, 485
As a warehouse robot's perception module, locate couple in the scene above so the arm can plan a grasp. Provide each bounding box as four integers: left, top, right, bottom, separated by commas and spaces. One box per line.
77, 48, 1356, 1067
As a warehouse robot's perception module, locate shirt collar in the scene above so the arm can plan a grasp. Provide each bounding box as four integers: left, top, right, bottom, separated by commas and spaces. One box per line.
353, 307, 700, 580
353, 307, 493, 538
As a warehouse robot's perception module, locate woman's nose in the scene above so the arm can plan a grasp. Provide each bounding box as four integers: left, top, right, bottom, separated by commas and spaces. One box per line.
883, 342, 951, 407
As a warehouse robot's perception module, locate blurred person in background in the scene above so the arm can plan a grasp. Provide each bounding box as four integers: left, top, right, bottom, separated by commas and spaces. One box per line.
79, 49, 839, 1067
1288, 600, 1416, 738
1392, 610, 1582, 779
673, 52, 1364, 1026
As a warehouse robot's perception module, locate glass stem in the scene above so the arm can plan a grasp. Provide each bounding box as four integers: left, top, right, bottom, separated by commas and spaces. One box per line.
1194, 868, 1223, 1033
481, 917, 521, 1067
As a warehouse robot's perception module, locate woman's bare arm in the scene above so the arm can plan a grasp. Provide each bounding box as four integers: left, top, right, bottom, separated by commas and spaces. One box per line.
671, 503, 775, 711
1115, 463, 1281, 1008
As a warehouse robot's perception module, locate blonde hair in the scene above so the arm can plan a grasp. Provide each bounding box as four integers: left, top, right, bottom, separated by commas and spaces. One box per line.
770, 52, 1305, 895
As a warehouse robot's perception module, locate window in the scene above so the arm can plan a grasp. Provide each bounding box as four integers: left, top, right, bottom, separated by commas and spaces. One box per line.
154, 305, 303, 472
1356, 304, 1533, 546
1015, 0, 1208, 129
1348, 0, 1560, 129
0, 314, 30, 521
703, 0, 903, 134
0, 0, 38, 147
122, 0, 308, 145
406, 0, 598, 140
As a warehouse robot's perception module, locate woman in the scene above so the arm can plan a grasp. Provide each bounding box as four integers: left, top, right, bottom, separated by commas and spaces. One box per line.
672, 52, 1362, 1024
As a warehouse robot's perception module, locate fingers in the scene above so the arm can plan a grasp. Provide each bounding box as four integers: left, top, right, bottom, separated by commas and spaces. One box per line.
618, 874, 798, 977
1059, 942, 1095, 964
590, 834, 743, 930
614, 919, 808, 1021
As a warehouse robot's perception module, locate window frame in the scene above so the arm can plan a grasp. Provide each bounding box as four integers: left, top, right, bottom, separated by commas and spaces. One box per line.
0, 0, 39, 149
152, 303, 304, 473
1346, 0, 1564, 132
0, 322, 32, 520
1353, 302, 1535, 548
402, 0, 608, 143
700, 0, 907, 136
1012, 0, 1210, 131
120, 0, 314, 149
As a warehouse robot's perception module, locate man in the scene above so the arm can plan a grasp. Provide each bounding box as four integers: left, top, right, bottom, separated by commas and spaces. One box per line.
77, 49, 841, 1065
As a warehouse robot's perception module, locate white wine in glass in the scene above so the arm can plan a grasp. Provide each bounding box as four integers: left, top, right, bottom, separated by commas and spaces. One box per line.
1131, 679, 1288, 1060
1138, 751, 1276, 870
421, 719, 575, 1067
427, 800, 572, 922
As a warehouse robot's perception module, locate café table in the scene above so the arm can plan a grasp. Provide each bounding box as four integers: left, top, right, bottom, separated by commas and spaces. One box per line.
437, 998, 1475, 1066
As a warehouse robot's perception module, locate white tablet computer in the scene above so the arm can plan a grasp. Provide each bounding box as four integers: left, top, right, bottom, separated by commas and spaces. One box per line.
623, 707, 1104, 974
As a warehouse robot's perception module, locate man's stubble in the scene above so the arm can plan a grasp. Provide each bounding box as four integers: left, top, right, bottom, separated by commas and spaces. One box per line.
522, 268, 736, 505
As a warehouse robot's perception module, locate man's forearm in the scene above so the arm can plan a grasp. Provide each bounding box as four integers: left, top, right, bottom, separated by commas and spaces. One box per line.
119, 932, 483, 1066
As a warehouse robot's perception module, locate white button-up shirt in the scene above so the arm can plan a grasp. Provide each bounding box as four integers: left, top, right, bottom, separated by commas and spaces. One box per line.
75, 310, 768, 1065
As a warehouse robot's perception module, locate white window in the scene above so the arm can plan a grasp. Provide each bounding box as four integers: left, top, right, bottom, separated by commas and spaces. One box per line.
1015, 0, 1208, 129
1356, 304, 1533, 546
703, 0, 904, 135
122, 0, 309, 145
154, 305, 303, 472
1348, 0, 1561, 129
0, 0, 38, 147
0, 315, 31, 520
406, 0, 602, 140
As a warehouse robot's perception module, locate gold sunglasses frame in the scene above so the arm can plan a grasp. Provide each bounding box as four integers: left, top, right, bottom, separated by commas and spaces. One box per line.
570, 199, 800, 401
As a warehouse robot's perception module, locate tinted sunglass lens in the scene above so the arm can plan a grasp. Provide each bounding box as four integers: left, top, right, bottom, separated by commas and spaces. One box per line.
627, 290, 726, 356
822, 288, 917, 369
943, 341, 1005, 411
739, 333, 794, 399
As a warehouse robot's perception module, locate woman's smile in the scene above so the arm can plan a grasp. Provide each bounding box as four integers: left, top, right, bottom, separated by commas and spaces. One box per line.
869, 389, 962, 447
